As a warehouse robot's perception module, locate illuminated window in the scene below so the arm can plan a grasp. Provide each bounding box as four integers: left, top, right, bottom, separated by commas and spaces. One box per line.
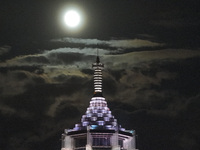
82, 121, 89, 126
87, 113, 92, 117
104, 117, 109, 121
105, 125, 112, 129
91, 117, 97, 121
112, 122, 117, 126
98, 121, 105, 126
93, 110, 98, 113
97, 113, 103, 117
102, 110, 107, 113
93, 138, 111, 146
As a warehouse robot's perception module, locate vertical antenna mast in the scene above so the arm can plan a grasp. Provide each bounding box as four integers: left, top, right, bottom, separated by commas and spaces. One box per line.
96, 49, 100, 63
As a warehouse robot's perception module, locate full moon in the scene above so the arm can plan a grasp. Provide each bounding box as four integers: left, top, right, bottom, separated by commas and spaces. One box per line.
64, 10, 81, 28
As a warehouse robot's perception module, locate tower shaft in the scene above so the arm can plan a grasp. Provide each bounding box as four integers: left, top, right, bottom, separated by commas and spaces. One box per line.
92, 56, 104, 96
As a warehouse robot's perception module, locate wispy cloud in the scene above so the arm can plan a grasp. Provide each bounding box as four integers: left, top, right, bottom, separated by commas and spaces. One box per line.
0, 47, 104, 68
1, 48, 199, 71
108, 39, 164, 48
51, 37, 164, 49
43, 47, 109, 55
103, 49, 200, 69
51, 38, 105, 45
0, 104, 16, 115
0, 45, 11, 55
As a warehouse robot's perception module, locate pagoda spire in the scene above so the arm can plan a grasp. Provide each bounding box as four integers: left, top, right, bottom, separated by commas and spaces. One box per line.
92, 50, 104, 97
61, 51, 137, 150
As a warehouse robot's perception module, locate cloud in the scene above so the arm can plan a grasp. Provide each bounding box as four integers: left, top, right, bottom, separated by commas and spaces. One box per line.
0, 104, 15, 115
46, 95, 82, 119
3, 42, 198, 74
103, 49, 200, 69
51, 37, 164, 49
0, 47, 107, 69
0, 45, 11, 55
1, 48, 199, 98
0, 54, 47, 67
43, 47, 109, 55
0, 70, 34, 96
103, 55, 200, 118
108, 39, 164, 48
51, 38, 105, 45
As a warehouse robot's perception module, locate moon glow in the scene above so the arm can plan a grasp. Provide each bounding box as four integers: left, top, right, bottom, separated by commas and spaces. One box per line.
64, 10, 81, 28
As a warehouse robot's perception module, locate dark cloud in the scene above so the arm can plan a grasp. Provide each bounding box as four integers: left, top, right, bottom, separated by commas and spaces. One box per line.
107, 69, 126, 81
108, 94, 200, 150
102, 56, 200, 150
81, 68, 93, 75
48, 52, 84, 65
149, 57, 200, 97
0, 72, 92, 150
103, 75, 118, 96
23, 56, 49, 64
0, 66, 44, 74
55, 102, 81, 121
0, 45, 11, 56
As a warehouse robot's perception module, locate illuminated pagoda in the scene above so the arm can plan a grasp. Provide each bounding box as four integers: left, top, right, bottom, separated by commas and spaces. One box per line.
61, 54, 138, 150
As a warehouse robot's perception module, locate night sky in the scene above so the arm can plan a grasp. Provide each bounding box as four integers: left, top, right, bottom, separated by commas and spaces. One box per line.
1, 0, 200, 150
